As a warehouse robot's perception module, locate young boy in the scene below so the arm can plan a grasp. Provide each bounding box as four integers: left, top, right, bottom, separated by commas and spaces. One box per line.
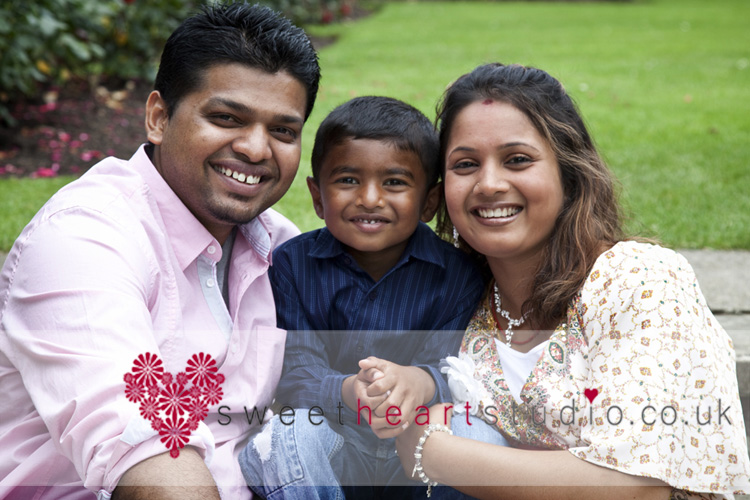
240, 96, 483, 499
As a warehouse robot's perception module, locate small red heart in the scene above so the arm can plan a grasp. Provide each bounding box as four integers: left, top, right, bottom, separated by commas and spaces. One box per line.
124, 352, 223, 458
584, 388, 599, 403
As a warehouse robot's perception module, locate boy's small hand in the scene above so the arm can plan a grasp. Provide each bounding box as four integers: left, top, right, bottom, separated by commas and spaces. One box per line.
357, 357, 436, 439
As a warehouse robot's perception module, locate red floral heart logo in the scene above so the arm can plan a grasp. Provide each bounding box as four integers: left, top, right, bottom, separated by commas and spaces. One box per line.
584, 388, 599, 404
123, 352, 224, 458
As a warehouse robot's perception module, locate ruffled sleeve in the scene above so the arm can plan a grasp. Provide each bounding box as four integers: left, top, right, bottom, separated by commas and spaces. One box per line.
569, 242, 750, 496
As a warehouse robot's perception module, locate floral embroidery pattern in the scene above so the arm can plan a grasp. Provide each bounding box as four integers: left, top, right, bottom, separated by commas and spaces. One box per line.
124, 352, 224, 458
457, 242, 749, 498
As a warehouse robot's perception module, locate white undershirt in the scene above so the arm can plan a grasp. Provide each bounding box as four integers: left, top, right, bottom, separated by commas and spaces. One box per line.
494, 339, 549, 404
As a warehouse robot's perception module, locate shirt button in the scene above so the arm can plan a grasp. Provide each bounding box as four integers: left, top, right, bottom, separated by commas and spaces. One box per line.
369, 292, 377, 301
356, 344, 363, 353
231, 344, 238, 354
207, 245, 216, 254
206, 278, 215, 288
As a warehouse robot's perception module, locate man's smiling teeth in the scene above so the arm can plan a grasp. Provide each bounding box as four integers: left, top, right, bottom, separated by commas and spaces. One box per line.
218, 166, 260, 185
477, 207, 521, 218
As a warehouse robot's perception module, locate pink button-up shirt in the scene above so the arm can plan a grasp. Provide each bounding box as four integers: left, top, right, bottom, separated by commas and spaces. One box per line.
0, 146, 298, 499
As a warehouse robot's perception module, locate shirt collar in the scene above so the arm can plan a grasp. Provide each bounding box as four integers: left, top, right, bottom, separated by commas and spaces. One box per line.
308, 222, 447, 269
130, 144, 271, 271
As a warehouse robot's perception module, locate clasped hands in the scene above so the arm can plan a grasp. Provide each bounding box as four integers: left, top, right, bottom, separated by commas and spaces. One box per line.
342, 356, 436, 439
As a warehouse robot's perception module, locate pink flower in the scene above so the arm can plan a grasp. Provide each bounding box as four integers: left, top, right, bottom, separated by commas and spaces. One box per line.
131, 352, 164, 387
186, 353, 218, 387
34, 168, 57, 178
176, 372, 189, 386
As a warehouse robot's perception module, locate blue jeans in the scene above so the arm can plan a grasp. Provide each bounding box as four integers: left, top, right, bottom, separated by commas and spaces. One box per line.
239, 413, 425, 500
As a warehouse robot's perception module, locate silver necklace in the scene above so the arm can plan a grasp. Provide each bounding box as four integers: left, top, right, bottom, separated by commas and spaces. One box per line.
493, 281, 531, 347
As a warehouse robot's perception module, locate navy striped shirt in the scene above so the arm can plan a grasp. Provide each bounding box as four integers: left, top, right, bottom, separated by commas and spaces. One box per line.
269, 222, 484, 422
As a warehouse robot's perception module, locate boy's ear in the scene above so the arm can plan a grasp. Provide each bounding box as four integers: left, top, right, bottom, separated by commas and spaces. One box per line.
145, 91, 168, 145
306, 176, 325, 220
420, 183, 442, 223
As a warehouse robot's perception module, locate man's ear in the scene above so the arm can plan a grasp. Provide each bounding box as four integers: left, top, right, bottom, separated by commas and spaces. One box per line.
306, 176, 325, 220
145, 91, 168, 145
420, 183, 442, 223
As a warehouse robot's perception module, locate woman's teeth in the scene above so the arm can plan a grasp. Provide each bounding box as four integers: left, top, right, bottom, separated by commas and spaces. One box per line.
477, 207, 521, 218
219, 166, 260, 185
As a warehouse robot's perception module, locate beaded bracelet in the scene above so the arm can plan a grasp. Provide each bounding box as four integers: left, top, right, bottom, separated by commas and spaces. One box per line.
411, 423, 453, 497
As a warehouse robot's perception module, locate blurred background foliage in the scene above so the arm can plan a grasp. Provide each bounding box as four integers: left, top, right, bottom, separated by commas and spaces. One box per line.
0, 0, 360, 126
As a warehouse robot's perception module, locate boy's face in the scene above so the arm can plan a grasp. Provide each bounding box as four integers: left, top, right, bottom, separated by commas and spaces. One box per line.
308, 138, 439, 270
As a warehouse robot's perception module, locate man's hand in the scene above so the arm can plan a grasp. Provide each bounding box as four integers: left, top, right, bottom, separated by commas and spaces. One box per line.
111, 447, 221, 500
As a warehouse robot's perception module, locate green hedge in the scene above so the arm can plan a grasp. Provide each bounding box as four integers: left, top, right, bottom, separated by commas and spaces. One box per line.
0, 0, 201, 125
0, 0, 362, 127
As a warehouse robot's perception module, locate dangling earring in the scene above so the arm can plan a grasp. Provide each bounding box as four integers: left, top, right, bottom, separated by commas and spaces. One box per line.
452, 226, 460, 248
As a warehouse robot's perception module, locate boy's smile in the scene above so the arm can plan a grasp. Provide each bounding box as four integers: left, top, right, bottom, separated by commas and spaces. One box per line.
308, 138, 438, 279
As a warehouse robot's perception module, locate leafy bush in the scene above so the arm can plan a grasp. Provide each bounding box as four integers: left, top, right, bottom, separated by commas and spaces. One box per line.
0, 0, 363, 127
0, 0, 197, 126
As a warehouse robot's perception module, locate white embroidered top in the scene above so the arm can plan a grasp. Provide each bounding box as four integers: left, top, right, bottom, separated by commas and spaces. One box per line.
451, 241, 750, 498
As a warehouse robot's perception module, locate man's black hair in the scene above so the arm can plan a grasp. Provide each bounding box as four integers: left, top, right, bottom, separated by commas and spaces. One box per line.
154, 2, 320, 120
311, 96, 440, 186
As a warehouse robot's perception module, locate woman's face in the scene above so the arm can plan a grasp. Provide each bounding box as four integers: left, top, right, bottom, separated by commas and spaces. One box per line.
444, 100, 564, 265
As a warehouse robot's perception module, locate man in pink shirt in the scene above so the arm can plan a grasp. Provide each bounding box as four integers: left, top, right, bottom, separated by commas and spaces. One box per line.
0, 4, 319, 499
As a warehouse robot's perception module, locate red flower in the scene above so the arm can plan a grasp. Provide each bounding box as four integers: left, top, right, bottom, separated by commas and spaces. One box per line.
187, 416, 201, 432
187, 398, 208, 423
147, 384, 160, 399
125, 381, 143, 403
158, 382, 191, 420
132, 353, 164, 387
161, 372, 173, 386
202, 381, 223, 407
189, 385, 202, 399
158, 416, 190, 457
176, 372, 189, 386
139, 397, 160, 422
186, 353, 218, 387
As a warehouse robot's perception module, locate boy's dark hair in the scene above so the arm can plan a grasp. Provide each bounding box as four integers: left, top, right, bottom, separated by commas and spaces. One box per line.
311, 96, 440, 186
154, 2, 320, 120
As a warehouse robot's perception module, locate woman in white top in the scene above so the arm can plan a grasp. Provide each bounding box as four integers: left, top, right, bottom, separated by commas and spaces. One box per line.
394, 63, 750, 500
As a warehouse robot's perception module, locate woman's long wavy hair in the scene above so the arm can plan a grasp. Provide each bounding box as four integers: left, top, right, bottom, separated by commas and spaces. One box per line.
436, 63, 626, 327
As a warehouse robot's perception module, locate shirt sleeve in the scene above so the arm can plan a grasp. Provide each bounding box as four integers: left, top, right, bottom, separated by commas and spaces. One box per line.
411, 258, 485, 407
0, 207, 211, 493
568, 246, 750, 495
269, 249, 348, 416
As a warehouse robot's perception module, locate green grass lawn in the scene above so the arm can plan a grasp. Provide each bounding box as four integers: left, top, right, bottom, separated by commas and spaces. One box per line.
2, 0, 749, 251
